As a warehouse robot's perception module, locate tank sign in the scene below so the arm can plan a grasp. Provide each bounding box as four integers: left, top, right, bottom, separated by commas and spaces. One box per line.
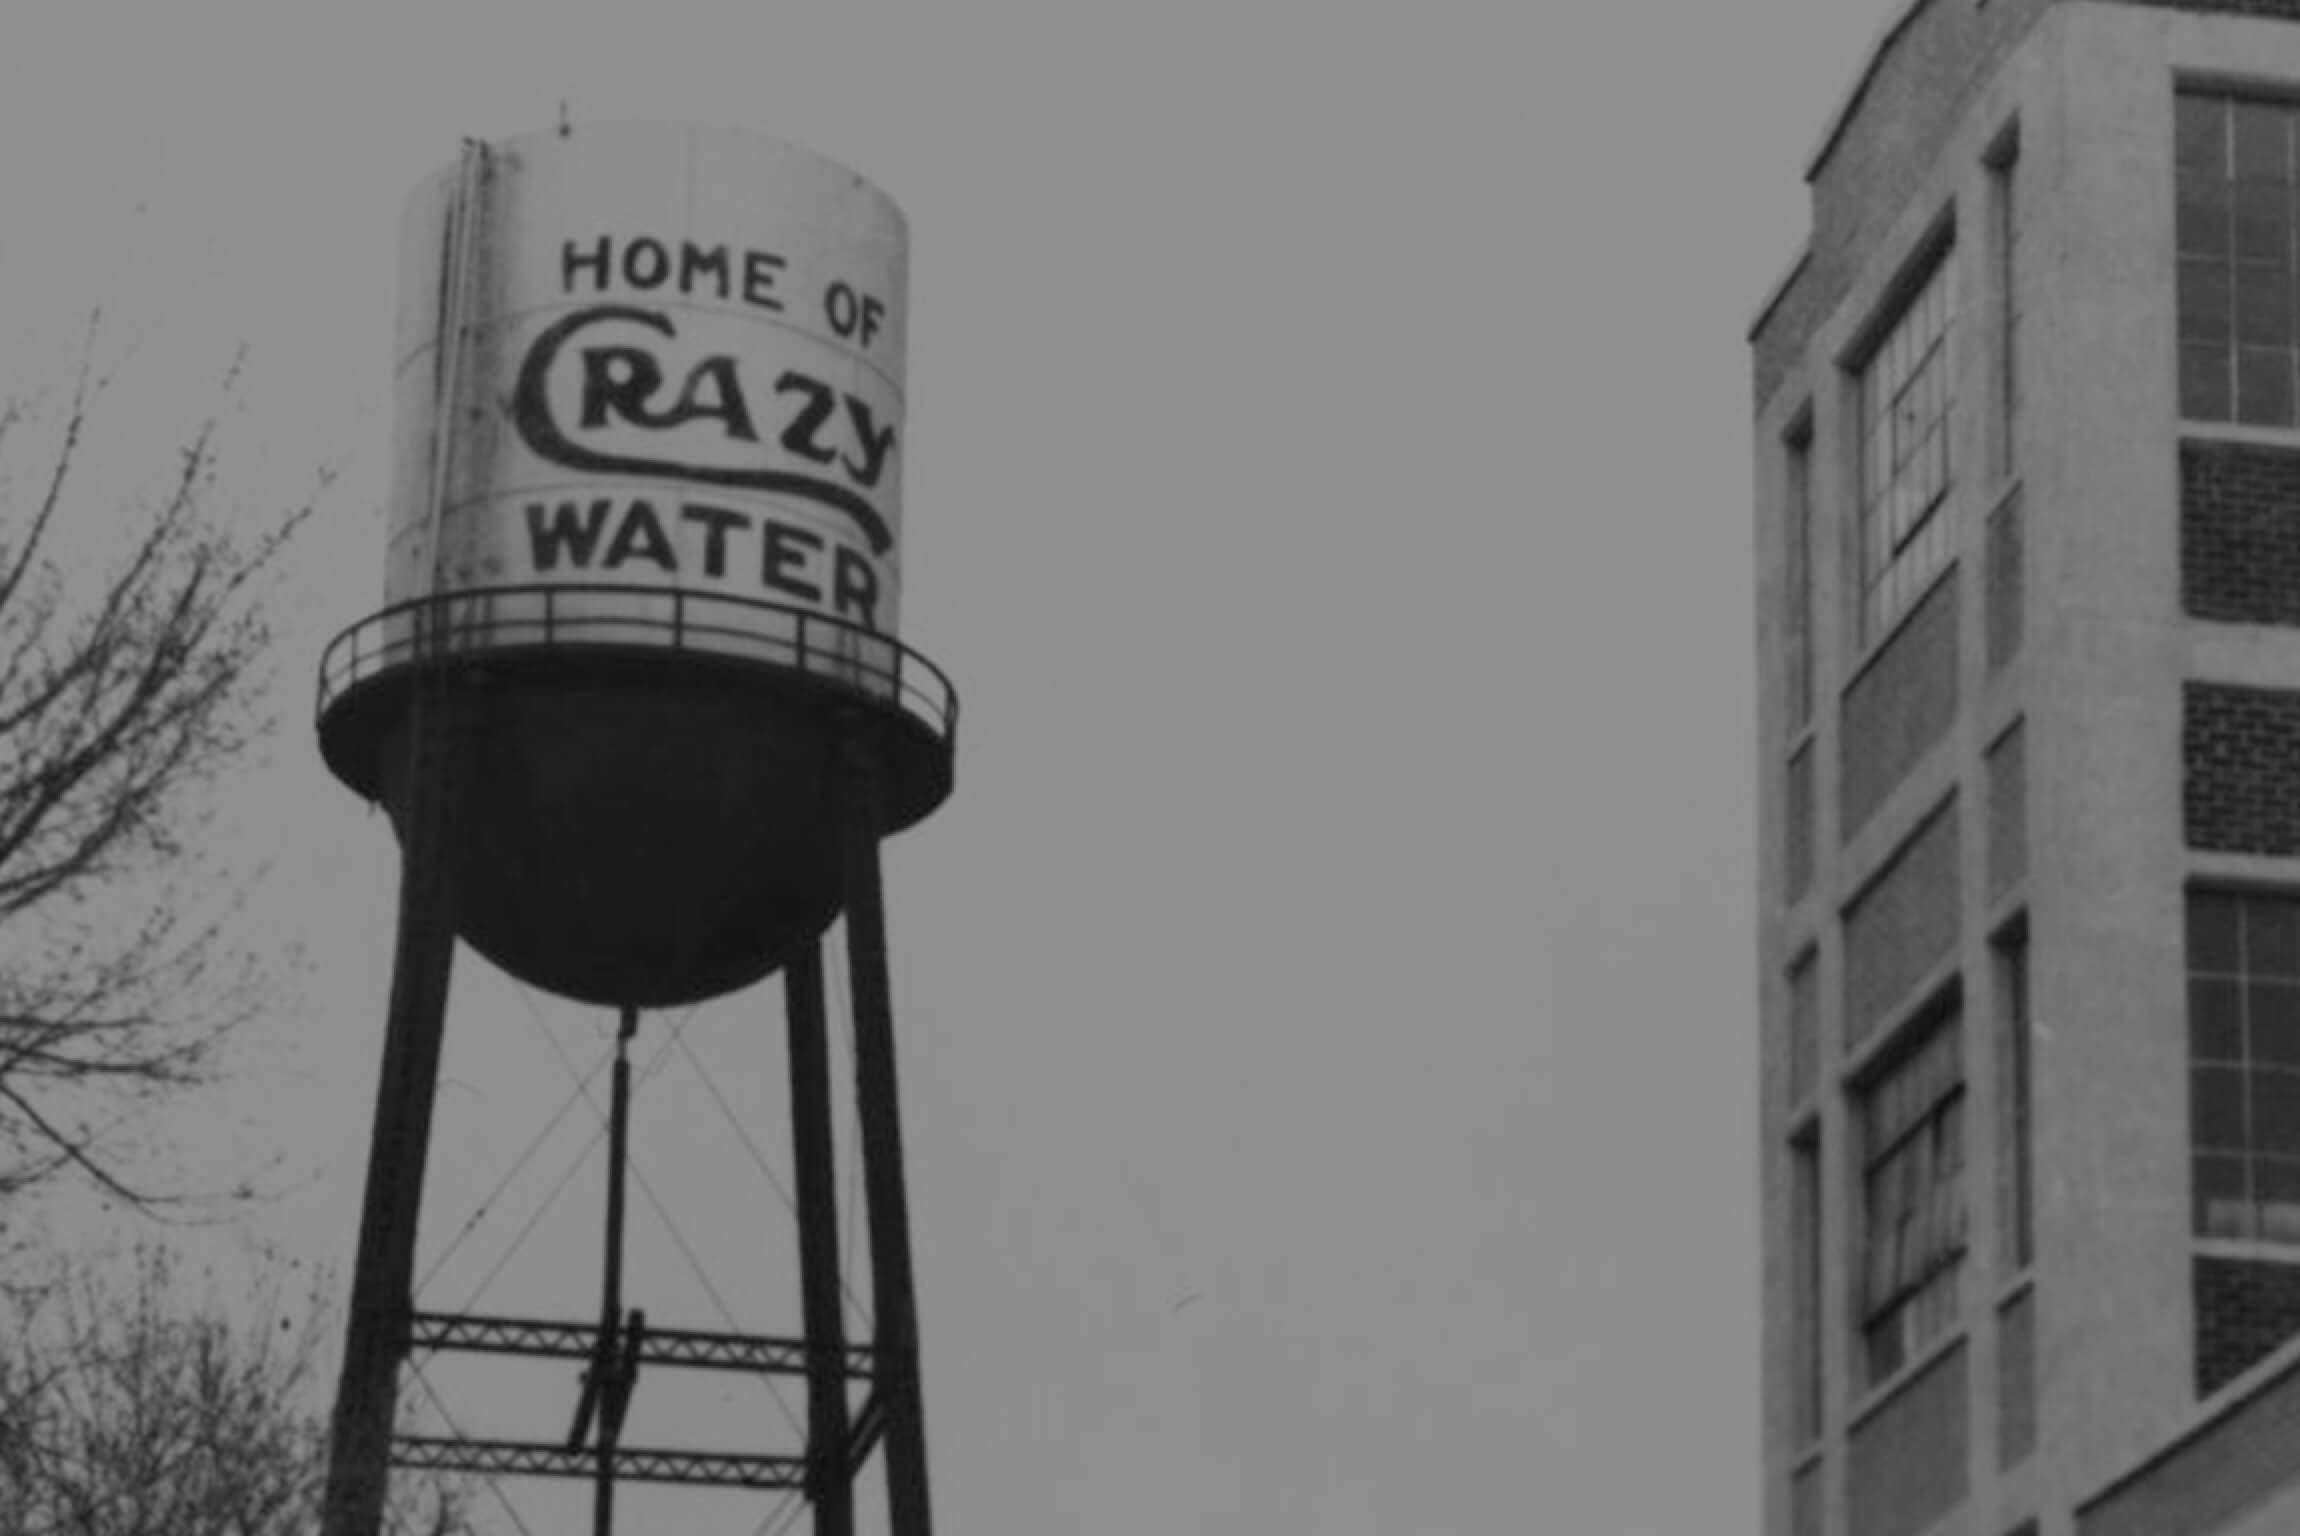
387, 125, 908, 639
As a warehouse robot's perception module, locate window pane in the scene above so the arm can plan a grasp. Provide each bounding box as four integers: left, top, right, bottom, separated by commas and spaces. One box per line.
1859, 255, 1954, 642
2184, 342, 2236, 421
2194, 977, 2246, 1062
2238, 344, 2296, 426
2254, 1069, 2300, 1155
1868, 1321, 1906, 1385
2197, 1152, 2253, 1238
2257, 981, 2300, 1066
2182, 259, 2233, 343
2182, 175, 2233, 259
2196, 1065, 2250, 1151
2235, 185, 2294, 263
2192, 891, 2245, 973
2238, 262, 2296, 346
2179, 94, 2229, 175
2234, 101, 2291, 183
2250, 896, 2300, 977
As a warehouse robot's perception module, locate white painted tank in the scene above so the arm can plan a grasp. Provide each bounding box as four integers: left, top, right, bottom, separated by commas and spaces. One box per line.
317, 125, 954, 1007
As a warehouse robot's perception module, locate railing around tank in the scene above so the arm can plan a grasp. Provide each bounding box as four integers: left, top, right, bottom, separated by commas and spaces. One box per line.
316, 584, 958, 744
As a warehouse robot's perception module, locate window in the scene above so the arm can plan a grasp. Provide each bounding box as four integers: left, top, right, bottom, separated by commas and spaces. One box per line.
1856, 250, 1957, 644
1990, 133, 2021, 479
2188, 890, 2300, 1241
1788, 950, 1820, 1111
1786, 424, 1815, 731
1792, 1131, 1825, 1443
2177, 92, 2300, 425
1859, 1006, 1966, 1384
1996, 926, 2033, 1274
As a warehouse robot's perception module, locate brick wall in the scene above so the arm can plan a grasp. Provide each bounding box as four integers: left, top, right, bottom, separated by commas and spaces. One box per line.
2181, 440, 2300, 625
1988, 491, 2022, 672
1843, 578, 1961, 838
1844, 801, 1962, 1048
1990, 723, 2027, 901
2185, 683, 2300, 854
2000, 1287, 2037, 1469
1849, 1342, 1968, 1536
2197, 1255, 2300, 1397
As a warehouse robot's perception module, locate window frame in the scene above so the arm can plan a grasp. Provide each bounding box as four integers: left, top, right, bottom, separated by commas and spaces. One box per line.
1852, 237, 1959, 649
1790, 1126, 1825, 1447
1995, 919, 2033, 1277
1784, 414, 1816, 736
1854, 997, 1968, 1388
1987, 125, 2021, 483
2176, 87, 2300, 427
2187, 886, 2300, 1246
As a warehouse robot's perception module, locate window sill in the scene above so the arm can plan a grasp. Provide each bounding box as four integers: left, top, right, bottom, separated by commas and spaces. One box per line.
1841, 554, 1958, 695
1847, 1323, 1967, 1434
2193, 1238, 2300, 1265
1983, 474, 2023, 520
1838, 953, 1960, 1091
2179, 421, 2300, 452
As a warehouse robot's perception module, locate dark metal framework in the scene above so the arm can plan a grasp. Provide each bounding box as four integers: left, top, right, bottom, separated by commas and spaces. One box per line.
316, 582, 960, 748
317, 626, 948, 1534
402, 1312, 875, 1377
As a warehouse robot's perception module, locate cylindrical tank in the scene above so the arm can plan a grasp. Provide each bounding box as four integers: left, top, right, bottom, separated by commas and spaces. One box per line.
317, 124, 955, 1008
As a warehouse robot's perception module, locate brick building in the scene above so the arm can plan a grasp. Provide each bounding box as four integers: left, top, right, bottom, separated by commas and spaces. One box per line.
1753, 3, 2300, 1533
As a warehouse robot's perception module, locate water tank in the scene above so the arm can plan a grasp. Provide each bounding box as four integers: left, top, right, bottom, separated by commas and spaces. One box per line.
317, 124, 955, 1008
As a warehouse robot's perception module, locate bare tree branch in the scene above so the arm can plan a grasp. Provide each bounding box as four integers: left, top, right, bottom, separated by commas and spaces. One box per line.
0, 342, 314, 1207
0, 1244, 472, 1535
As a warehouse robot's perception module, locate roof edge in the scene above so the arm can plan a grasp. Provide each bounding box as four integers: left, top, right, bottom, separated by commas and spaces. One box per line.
2076, 1328, 2300, 1524
1806, 0, 1942, 184
1748, 246, 1814, 346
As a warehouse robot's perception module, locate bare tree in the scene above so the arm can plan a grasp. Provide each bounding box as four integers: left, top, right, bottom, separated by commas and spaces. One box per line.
0, 1243, 470, 1536
0, 357, 313, 1206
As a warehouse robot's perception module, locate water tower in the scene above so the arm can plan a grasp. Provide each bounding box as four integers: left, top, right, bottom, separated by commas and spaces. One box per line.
314, 125, 955, 1536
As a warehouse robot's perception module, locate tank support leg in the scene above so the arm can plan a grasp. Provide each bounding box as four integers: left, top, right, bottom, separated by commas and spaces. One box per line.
322, 708, 465, 1536
786, 940, 854, 1535
587, 1003, 640, 1536
840, 740, 934, 1536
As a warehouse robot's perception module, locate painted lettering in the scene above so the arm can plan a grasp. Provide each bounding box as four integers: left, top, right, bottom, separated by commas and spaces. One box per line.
622, 236, 671, 290
513, 305, 897, 554
579, 345, 662, 430
558, 235, 788, 313
520, 494, 884, 628
761, 522, 825, 602
832, 544, 879, 631
823, 280, 887, 349
562, 235, 613, 294
603, 498, 676, 572
525, 498, 616, 570
743, 249, 786, 311
679, 241, 730, 300
773, 372, 840, 465
839, 396, 896, 488
679, 502, 746, 579
667, 357, 758, 442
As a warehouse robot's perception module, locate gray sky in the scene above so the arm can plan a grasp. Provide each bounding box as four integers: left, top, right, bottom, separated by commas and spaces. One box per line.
0, 2, 1900, 1531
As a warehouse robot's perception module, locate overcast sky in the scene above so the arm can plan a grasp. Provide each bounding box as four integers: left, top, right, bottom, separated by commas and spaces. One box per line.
0, 2, 1904, 1532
